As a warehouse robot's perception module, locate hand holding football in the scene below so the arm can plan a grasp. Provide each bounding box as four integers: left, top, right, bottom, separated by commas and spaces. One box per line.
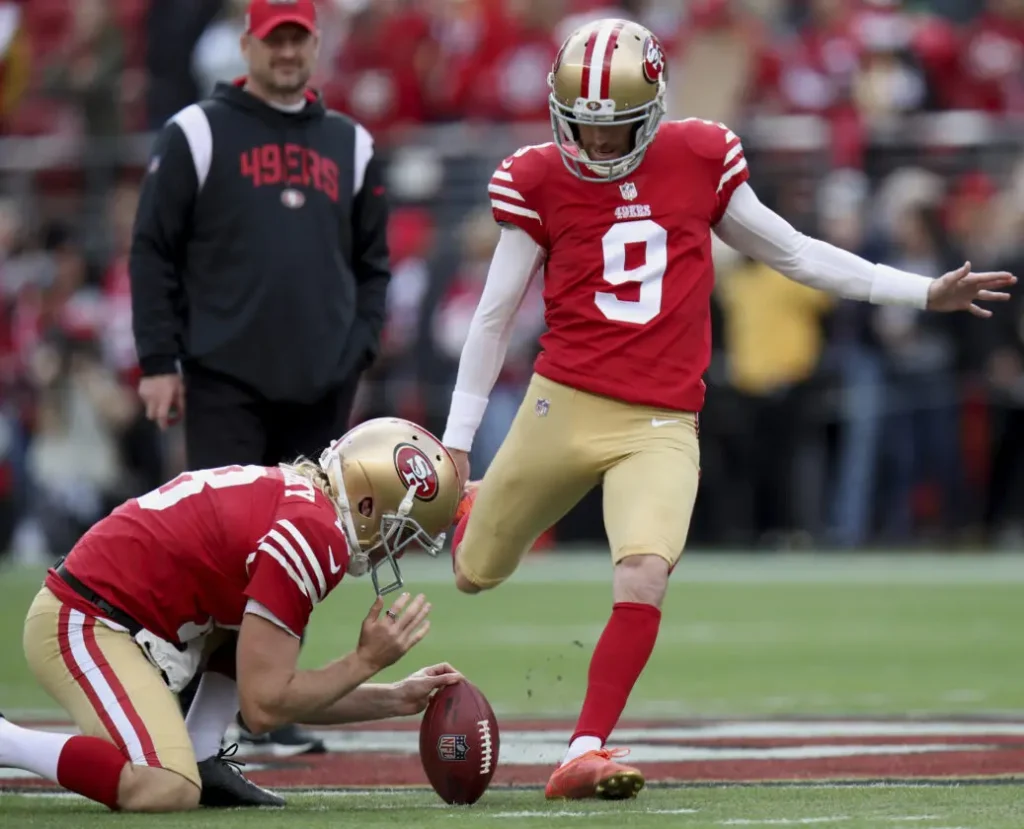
418, 680, 499, 804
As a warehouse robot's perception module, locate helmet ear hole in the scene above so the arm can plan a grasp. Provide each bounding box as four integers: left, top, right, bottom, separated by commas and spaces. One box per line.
358, 497, 373, 517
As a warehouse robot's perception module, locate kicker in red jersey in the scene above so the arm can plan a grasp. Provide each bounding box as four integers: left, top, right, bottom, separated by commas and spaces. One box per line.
44, 465, 350, 643
488, 119, 749, 413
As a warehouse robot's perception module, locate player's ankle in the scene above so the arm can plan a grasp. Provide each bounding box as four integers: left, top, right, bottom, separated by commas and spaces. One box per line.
562, 735, 603, 765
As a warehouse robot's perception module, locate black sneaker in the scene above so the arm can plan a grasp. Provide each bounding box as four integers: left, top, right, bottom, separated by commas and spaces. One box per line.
236, 719, 326, 758
197, 744, 285, 808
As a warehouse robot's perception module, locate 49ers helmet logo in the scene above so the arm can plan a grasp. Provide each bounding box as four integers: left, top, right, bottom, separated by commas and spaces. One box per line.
394, 444, 439, 501
642, 35, 665, 84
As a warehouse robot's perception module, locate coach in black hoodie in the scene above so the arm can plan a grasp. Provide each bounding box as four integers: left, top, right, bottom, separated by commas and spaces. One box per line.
128, 0, 389, 801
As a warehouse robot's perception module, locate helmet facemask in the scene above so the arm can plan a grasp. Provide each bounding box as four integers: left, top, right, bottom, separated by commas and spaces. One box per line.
548, 79, 665, 182
319, 441, 449, 597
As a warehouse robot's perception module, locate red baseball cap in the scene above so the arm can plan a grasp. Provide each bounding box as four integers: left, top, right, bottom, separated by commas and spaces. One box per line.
246, 0, 317, 40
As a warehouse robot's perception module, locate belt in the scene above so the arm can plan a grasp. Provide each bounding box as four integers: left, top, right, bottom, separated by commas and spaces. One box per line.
53, 558, 142, 637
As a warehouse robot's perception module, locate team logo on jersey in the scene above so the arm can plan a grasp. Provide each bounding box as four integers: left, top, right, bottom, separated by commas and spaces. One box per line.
535, 398, 550, 417
642, 35, 665, 84
281, 188, 306, 209
437, 734, 469, 762
619, 181, 638, 201
394, 444, 439, 501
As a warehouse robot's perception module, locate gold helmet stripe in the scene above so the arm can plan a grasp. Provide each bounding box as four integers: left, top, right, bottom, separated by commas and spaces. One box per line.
582, 19, 624, 101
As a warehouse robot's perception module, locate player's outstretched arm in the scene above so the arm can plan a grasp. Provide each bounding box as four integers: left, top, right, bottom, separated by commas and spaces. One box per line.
236, 594, 431, 733
300, 663, 464, 725
714, 183, 1016, 316
442, 226, 544, 479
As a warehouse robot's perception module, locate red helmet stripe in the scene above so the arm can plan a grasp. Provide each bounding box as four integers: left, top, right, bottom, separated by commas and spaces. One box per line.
580, 30, 598, 98
600, 21, 625, 99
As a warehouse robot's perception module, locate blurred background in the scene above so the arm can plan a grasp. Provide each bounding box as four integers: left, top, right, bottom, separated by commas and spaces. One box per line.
0, 0, 1022, 566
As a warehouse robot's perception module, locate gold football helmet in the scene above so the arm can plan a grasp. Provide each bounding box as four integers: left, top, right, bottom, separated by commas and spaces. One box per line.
548, 18, 667, 181
319, 418, 462, 596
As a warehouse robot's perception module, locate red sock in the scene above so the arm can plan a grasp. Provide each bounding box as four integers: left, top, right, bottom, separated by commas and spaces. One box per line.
571, 602, 661, 743
57, 735, 128, 810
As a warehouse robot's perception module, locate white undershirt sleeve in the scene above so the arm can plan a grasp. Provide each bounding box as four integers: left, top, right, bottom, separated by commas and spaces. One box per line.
442, 226, 545, 452
714, 182, 933, 309
244, 599, 299, 639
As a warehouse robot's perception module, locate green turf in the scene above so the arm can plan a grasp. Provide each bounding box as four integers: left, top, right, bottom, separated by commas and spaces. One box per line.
3, 552, 1024, 827
2, 785, 1024, 828
2, 553, 1024, 717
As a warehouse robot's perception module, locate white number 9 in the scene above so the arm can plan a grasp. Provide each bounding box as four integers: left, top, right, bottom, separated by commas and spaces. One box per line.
595, 219, 668, 325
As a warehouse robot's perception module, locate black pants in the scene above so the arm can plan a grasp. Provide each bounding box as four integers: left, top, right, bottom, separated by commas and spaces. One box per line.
183, 364, 361, 469
178, 363, 361, 715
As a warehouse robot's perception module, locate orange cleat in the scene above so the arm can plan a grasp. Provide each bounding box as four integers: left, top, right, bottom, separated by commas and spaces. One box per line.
450, 487, 477, 573
544, 748, 645, 800
454, 485, 477, 525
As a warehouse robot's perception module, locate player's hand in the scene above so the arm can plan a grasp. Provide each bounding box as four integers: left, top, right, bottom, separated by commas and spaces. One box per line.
139, 374, 185, 430
926, 262, 1016, 318
390, 663, 464, 716
447, 448, 471, 492
356, 593, 431, 674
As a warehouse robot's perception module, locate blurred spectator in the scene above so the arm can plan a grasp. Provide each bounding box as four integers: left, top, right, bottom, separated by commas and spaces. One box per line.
325, 0, 435, 139
26, 333, 138, 559
354, 206, 435, 424
955, 0, 1024, 113
0, 0, 1022, 554
873, 202, 964, 543
425, 0, 563, 124
192, 0, 249, 98
145, 0, 222, 128
816, 169, 889, 549
41, 0, 124, 138
714, 249, 834, 547
431, 207, 544, 477
0, 0, 30, 133
670, 0, 781, 125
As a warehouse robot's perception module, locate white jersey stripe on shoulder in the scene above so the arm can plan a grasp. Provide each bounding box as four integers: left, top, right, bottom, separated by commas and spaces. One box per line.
278, 519, 327, 599
724, 143, 743, 166
488, 183, 525, 202
491, 200, 541, 222
492, 170, 514, 182
258, 541, 310, 599
65, 609, 149, 765
718, 158, 748, 193
587, 21, 616, 100
354, 123, 374, 196
171, 104, 213, 191
265, 529, 320, 603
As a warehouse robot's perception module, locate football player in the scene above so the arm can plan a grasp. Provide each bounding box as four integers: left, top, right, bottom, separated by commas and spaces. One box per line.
0, 418, 463, 812
443, 19, 1017, 801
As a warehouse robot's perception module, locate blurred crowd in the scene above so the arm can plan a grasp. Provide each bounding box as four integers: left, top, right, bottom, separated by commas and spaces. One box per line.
0, 0, 1024, 560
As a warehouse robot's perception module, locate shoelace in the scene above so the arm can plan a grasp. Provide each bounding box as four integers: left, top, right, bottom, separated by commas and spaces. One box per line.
567, 747, 631, 765
216, 743, 246, 775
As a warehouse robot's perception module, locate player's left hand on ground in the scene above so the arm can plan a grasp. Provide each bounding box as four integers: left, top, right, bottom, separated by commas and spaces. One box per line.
392, 663, 464, 716
926, 262, 1017, 318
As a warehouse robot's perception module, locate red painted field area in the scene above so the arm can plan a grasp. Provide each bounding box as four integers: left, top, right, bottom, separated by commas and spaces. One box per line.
3, 718, 1024, 791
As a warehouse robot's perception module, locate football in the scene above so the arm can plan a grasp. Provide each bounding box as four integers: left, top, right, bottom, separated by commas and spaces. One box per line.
418, 680, 499, 805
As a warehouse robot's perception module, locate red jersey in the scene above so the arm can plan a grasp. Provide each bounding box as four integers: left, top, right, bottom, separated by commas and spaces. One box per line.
488, 119, 749, 412
45, 465, 350, 643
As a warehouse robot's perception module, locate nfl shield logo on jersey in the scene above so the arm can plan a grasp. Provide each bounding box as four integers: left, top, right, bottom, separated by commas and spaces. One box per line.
619, 181, 638, 201
437, 734, 469, 762
535, 398, 550, 417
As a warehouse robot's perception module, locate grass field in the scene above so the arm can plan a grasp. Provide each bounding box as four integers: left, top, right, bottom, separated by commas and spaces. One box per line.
2, 550, 1024, 828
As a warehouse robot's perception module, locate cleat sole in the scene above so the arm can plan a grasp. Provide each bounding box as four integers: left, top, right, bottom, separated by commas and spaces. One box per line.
595, 770, 645, 800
